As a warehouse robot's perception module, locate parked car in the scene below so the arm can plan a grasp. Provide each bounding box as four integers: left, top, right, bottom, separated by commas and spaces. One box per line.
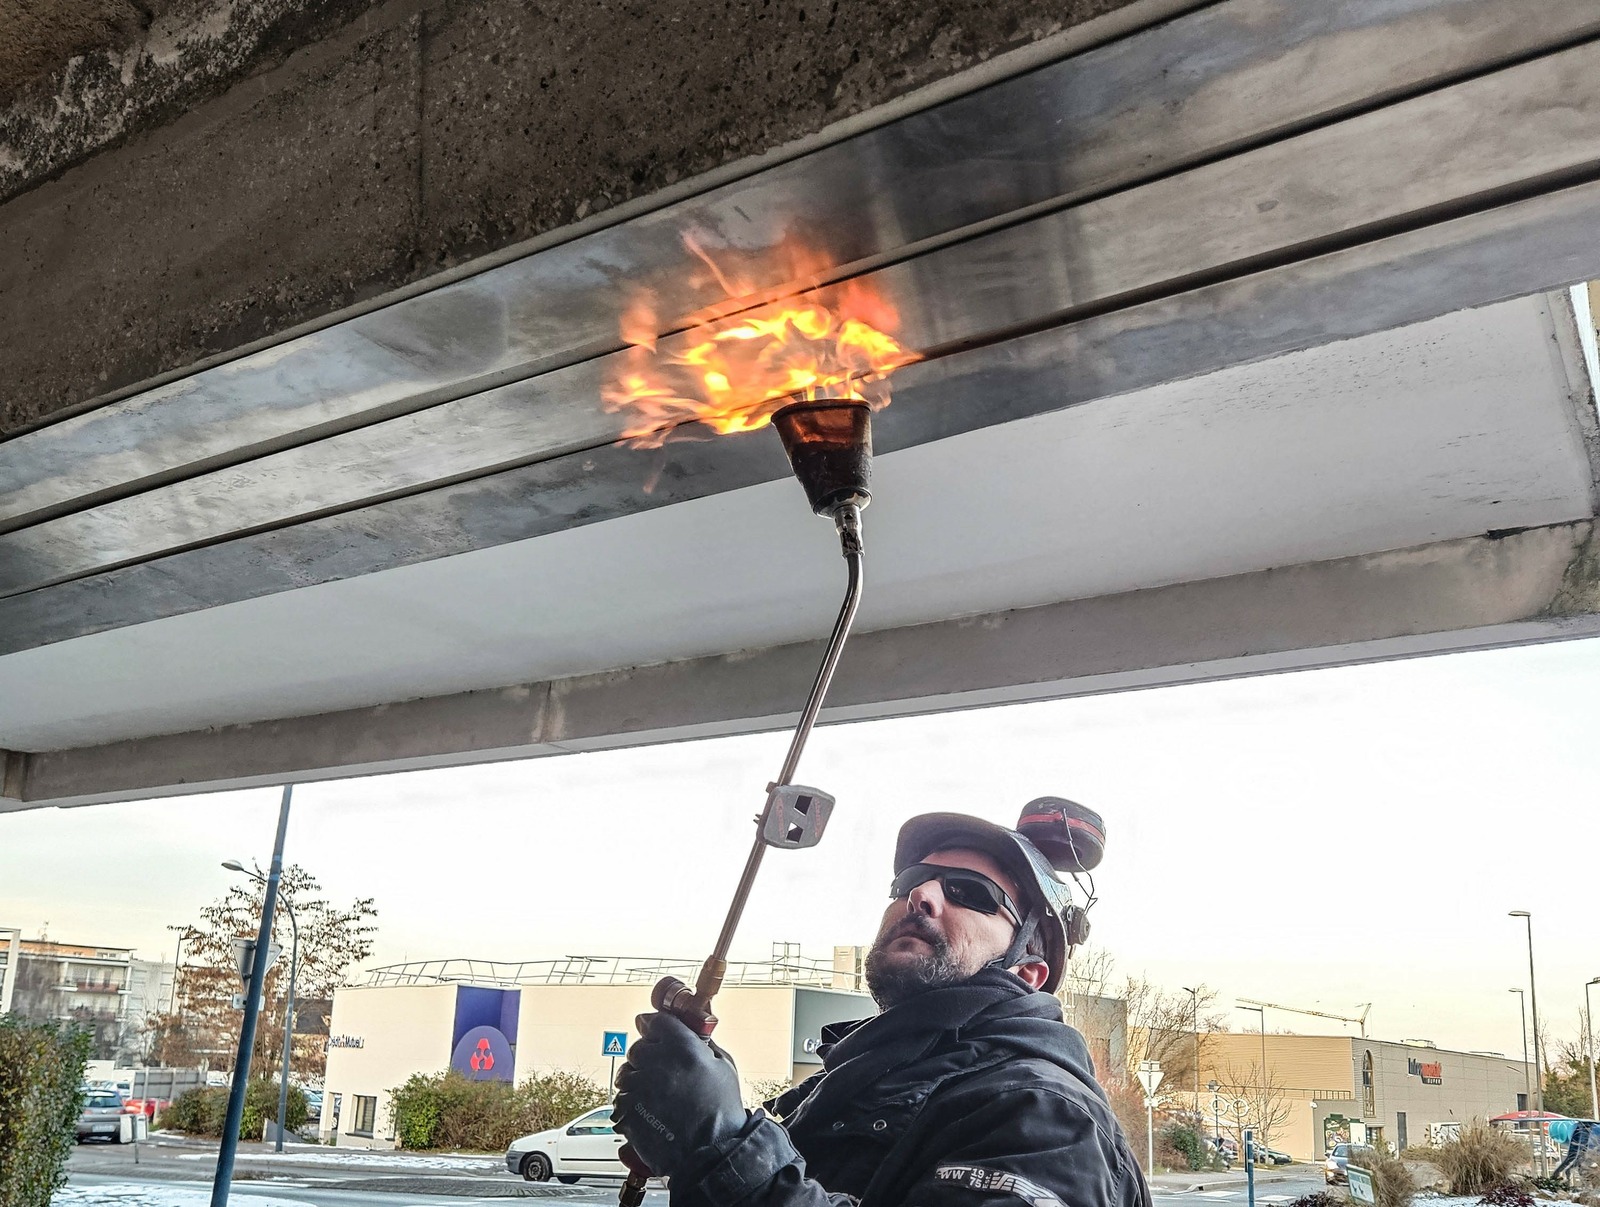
505, 1106, 669, 1184
1325, 1143, 1374, 1184
76, 1091, 132, 1143
303, 1089, 324, 1119
1253, 1144, 1292, 1165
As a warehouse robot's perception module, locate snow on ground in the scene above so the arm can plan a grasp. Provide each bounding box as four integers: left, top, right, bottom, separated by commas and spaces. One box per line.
55, 1185, 318, 1207
174, 1148, 499, 1171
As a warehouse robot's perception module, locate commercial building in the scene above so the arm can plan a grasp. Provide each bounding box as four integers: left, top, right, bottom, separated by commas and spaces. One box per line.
1195, 1033, 1534, 1160
320, 950, 875, 1149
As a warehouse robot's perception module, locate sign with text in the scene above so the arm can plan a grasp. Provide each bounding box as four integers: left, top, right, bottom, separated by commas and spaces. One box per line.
1407, 1057, 1443, 1084
1348, 1168, 1376, 1205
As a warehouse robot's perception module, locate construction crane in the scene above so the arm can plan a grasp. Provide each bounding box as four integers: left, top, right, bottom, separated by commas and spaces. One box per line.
1238, 999, 1372, 1036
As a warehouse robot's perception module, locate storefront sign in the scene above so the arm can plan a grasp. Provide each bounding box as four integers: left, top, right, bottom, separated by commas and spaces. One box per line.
328, 1034, 365, 1049
451, 1024, 514, 1082
1407, 1058, 1442, 1084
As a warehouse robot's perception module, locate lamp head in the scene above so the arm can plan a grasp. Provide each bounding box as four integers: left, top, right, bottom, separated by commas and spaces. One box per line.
221, 860, 246, 872
1509, 910, 1531, 918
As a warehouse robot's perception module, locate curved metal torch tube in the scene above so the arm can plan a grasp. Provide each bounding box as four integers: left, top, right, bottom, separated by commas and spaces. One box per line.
705, 501, 866, 973
618, 506, 867, 1207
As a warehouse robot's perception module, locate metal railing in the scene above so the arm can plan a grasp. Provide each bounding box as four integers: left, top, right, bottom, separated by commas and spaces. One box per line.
363, 953, 842, 989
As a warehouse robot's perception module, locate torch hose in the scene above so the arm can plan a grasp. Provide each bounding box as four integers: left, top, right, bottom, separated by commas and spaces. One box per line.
617, 502, 866, 1207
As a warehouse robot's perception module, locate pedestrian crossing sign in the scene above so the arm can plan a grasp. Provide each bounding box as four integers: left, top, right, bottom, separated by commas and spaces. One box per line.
603, 1031, 628, 1057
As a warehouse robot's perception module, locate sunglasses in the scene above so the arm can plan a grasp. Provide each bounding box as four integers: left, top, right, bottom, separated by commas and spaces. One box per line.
889, 864, 1023, 928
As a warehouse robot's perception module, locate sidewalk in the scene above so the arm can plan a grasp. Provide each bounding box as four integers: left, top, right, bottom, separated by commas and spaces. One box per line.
1147, 1167, 1311, 1194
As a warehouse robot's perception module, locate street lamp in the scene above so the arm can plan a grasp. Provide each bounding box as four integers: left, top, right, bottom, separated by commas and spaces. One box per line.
1510, 988, 1531, 1110
1585, 978, 1600, 1122
224, 859, 299, 1155
1238, 1004, 1268, 1155
165, 924, 202, 1015
1183, 987, 1201, 1118
1509, 911, 1545, 1175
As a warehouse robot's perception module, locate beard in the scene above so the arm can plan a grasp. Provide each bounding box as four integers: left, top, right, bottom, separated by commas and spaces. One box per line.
864, 912, 971, 1008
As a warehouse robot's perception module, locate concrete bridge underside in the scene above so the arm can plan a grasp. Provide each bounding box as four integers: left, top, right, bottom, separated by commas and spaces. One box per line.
5, 0, 1600, 808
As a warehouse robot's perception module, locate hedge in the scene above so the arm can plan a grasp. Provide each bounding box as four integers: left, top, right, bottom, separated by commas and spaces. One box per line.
0, 1016, 91, 1207
390, 1069, 608, 1151
158, 1079, 308, 1140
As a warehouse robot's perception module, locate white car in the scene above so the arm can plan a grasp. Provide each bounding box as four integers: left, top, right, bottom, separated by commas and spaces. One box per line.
506, 1106, 649, 1183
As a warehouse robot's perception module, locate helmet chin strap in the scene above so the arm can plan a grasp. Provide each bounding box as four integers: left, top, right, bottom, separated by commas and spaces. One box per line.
986, 910, 1043, 980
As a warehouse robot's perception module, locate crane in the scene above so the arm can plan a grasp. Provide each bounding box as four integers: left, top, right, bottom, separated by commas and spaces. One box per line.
1238, 999, 1371, 1036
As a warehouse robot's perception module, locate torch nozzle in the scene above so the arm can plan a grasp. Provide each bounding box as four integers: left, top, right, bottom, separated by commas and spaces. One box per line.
772, 400, 873, 518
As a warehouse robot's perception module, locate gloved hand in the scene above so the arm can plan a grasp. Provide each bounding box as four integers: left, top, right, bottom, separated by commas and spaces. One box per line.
611, 1009, 751, 1179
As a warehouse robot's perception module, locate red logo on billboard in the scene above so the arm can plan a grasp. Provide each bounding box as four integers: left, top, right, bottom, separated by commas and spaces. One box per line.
469, 1037, 495, 1072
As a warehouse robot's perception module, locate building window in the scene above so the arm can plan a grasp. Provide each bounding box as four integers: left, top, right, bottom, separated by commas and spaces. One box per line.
351, 1095, 377, 1137
1362, 1051, 1375, 1118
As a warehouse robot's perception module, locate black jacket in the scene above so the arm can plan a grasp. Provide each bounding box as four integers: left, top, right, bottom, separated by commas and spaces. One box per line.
677, 969, 1151, 1207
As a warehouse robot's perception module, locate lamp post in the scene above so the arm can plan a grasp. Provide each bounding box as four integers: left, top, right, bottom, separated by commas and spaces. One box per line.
1239, 1004, 1268, 1142
212, 783, 292, 1207
1509, 912, 1545, 1175
1184, 986, 1201, 1119
1208, 1078, 1221, 1152
224, 859, 299, 1155
1585, 978, 1600, 1122
165, 924, 201, 1015
1510, 988, 1531, 1111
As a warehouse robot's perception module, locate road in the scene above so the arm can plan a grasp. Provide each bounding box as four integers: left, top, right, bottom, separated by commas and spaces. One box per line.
1154, 1169, 1328, 1207
62, 1134, 671, 1206
64, 1134, 1329, 1207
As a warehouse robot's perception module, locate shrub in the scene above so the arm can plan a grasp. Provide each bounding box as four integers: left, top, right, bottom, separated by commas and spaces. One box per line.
0, 1016, 91, 1207
1478, 1183, 1534, 1207
1160, 1122, 1208, 1171
1433, 1123, 1527, 1195
1286, 1194, 1343, 1207
1351, 1142, 1417, 1207
389, 1069, 609, 1151
158, 1081, 307, 1140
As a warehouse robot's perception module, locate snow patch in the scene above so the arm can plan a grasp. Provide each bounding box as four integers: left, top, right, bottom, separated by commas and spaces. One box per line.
54, 1184, 317, 1207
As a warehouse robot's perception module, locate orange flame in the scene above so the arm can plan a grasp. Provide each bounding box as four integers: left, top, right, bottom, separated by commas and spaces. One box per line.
602, 237, 919, 448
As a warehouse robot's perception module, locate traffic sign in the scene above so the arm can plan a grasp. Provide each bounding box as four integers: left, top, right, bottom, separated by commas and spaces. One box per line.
232, 939, 281, 988
1136, 1060, 1164, 1096
602, 1031, 628, 1057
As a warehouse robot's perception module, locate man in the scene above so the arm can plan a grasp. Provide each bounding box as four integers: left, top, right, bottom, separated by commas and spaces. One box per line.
613, 798, 1151, 1207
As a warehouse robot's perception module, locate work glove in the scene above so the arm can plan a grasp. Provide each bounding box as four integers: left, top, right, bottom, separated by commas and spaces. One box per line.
612, 1009, 752, 1180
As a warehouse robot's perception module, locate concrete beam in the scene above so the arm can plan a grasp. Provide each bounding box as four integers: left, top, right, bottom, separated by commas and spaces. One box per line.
0, 0, 1166, 435
11, 520, 1599, 810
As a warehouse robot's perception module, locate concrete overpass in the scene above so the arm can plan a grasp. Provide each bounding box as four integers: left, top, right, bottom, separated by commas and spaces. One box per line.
5, 0, 1600, 809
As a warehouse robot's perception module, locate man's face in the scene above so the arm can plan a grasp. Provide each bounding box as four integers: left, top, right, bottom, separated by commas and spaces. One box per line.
864, 847, 1040, 1007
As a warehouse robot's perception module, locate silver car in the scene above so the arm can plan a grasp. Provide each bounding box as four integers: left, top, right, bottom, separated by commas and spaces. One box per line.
76, 1090, 129, 1143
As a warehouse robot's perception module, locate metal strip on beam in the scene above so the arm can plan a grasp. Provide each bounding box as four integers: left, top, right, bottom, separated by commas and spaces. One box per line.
8, 162, 1600, 653
4, 0, 1599, 528
12, 521, 1598, 809
10, 31, 1600, 599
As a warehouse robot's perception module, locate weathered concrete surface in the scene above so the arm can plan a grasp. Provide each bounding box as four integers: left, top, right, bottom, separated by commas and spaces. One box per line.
0, 0, 1143, 435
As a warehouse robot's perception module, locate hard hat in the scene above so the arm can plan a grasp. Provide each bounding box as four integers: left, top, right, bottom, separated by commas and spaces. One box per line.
892, 797, 1103, 994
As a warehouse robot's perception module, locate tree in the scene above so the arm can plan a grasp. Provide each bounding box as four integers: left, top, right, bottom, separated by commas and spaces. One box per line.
1057, 948, 1226, 1096
1209, 1060, 1295, 1154
1057, 949, 1229, 1164
146, 865, 376, 1082
1543, 1032, 1596, 1119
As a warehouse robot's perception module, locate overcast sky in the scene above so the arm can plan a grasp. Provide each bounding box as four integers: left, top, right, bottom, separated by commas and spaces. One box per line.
5, 634, 1598, 1061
